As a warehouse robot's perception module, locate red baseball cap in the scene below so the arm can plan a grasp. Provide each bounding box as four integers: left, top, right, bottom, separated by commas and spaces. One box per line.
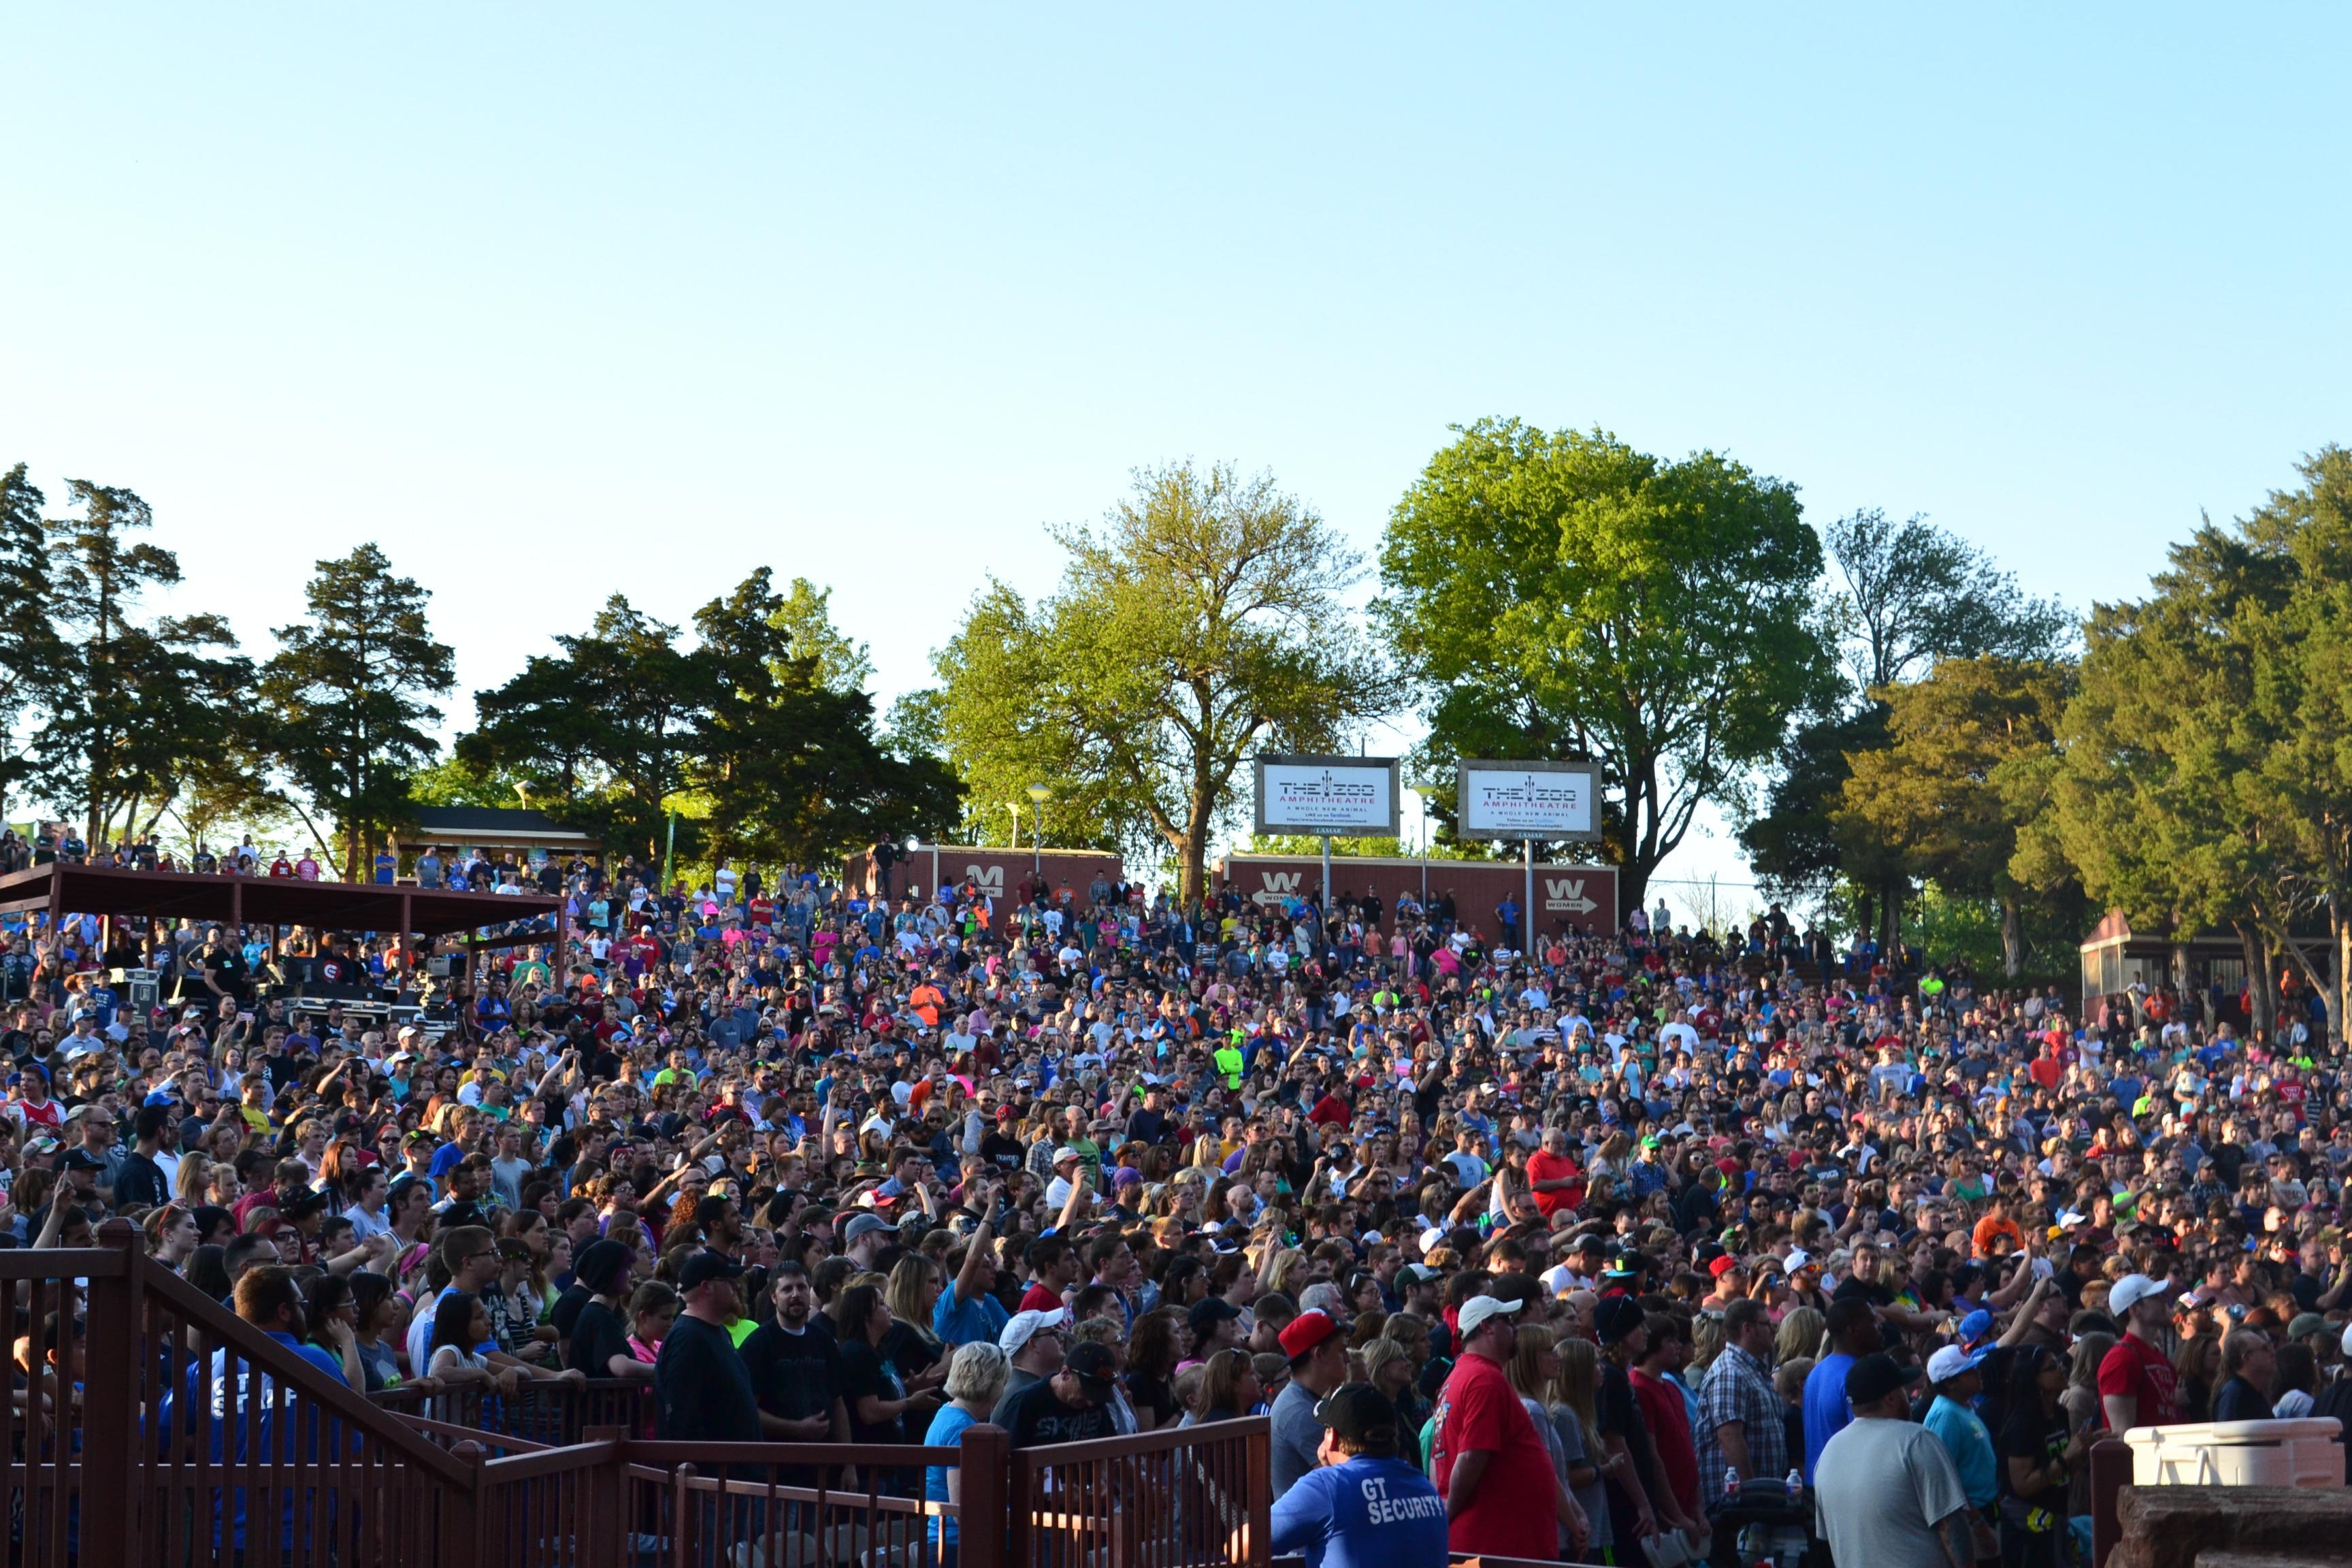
1709, 1256, 1744, 1279
1277, 1309, 1344, 1360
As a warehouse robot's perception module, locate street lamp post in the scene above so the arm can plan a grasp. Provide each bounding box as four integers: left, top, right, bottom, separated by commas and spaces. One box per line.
1025, 783, 1050, 877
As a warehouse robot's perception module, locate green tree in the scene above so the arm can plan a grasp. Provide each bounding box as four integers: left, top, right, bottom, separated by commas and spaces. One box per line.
1379, 419, 1829, 913
936, 461, 1393, 898
2231, 447, 2352, 1034
161, 747, 292, 863
2042, 506, 2297, 1034
1737, 704, 1890, 904
34, 481, 250, 847
407, 754, 537, 810
932, 582, 1122, 850
768, 576, 875, 695
1825, 508, 2072, 693
459, 595, 713, 861
880, 688, 947, 763
1740, 507, 2070, 942
260, 544, 455, 877
0, 465, 65, 801
1835, 656, 2074, 975
689, 569, 961, 867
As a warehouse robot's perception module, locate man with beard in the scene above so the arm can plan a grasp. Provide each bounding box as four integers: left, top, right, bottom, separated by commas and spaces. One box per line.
740, 1261, 850, 1441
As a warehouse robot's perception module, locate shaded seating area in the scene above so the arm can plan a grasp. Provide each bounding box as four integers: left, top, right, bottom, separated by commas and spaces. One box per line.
0, 861, 564, 1036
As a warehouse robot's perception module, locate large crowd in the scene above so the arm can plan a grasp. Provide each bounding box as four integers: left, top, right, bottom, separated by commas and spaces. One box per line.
3, 836, 2348, 1568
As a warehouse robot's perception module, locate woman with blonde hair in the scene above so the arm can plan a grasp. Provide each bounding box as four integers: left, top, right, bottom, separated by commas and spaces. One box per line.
1188, 1346, 1260, 1425
1261, 1248, 1309, 1301
1775, 1305, 1826, 1368
1505, 1324, 1591, 1552
1547, 1336, 1613, 1561
172, 1151, 214, 1207
1357, 1335, 1422, 1466
924, 1342, 1010, 1565
1687, 1311, 1726, 1375
882, 1254, 949, 1398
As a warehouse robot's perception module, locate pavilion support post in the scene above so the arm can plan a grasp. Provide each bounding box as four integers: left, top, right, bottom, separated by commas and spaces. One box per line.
229, 876, 242, 935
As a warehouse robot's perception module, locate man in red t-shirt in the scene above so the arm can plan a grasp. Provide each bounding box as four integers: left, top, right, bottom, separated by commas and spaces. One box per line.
2029, 1045, 2063, 1092
1430, 1296, 1578, 1561
1526, 1126, 1586, 1218
2099, 1274, 2180, 1432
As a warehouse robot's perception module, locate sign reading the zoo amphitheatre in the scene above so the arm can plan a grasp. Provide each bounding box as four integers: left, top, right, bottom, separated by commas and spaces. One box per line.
1456, 759, 1602, 841
1253, 755, 1401, 836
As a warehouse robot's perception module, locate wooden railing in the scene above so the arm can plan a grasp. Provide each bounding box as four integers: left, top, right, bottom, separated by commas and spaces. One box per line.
21, 1224, 1266, 1567
1011, 1414, 1271, 1568
371, 1376, 652, 1452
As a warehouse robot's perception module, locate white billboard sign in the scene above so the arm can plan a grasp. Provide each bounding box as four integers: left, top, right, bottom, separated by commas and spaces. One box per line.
1253, 755, 1401, 836
1456, 759, 1602, 841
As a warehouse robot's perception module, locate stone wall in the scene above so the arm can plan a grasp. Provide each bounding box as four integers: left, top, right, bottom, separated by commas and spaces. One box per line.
2108, 1484, 2352, 1568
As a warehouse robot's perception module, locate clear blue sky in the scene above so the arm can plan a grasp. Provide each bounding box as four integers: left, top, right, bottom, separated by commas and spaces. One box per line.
5, 7, 2348, 892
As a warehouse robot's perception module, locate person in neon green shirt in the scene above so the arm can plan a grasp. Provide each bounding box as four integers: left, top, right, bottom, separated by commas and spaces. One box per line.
1214, 1040, 1244, 1088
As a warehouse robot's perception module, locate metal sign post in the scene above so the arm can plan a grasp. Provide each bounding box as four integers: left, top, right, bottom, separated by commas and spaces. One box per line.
1322, 834, 1333, 932
1522, 836, 1534, 954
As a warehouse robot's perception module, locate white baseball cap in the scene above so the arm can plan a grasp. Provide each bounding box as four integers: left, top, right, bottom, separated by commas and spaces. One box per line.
1457, 1296, 1524, 1337
1927, 1344, 1989, 1384
2110, 1274, 2174, 1316
999, 1307, 1069, 1356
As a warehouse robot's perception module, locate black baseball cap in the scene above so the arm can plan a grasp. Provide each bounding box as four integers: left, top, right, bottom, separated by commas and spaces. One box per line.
1313, 1383, 1401, 1457
1845, 1352, 1921, 1408
1065, 1341, 1116, 1401
1594, 1296, 1646, 1345
1188, 1297, 1241, 1333
678, 1249, 745, 1291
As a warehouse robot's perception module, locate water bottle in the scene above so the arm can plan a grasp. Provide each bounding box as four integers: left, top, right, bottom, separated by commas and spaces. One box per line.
1725, 1465, 1740, 1502
1784, 1467, 1803, 1503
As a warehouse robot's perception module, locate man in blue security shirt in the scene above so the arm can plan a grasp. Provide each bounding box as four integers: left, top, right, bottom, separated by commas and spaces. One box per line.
1269, 1382, 1448, 1568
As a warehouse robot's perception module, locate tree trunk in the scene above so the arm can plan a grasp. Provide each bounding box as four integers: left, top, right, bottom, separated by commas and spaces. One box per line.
1879, 875, 1903, 964
1998, 894, 2025, 979
1180, 766, 1215, 905
2338, 906, 2350, 1053
2237, 923, 2274, 1042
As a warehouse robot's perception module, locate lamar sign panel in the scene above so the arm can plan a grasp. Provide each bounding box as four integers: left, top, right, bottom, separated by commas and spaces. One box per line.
1214, 854, 1618, 935
1253, 755, 1401, 836
1456, 760, 1601, 842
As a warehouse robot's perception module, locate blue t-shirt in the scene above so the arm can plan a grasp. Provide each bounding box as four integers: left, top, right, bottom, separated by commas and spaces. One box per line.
158, 1331, 355, 1549
924, 1404, 979, 1547
932, 1279, 1011, 1348
1925, 1394, 1999, 1507
1801, 1352, 1857, 1483
1269, 1455, 1448, 1568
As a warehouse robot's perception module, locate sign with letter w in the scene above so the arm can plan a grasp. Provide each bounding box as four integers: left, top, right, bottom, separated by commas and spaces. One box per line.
1543, 877, 1597, 914
1252, 871, 1302, 906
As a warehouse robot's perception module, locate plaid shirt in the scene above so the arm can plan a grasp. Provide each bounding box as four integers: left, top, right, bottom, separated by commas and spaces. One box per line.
1696, 1341, 1786, 1513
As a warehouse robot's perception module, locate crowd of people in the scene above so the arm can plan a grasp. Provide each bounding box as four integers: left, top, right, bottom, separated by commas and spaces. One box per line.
3, 840, 2349, 1568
